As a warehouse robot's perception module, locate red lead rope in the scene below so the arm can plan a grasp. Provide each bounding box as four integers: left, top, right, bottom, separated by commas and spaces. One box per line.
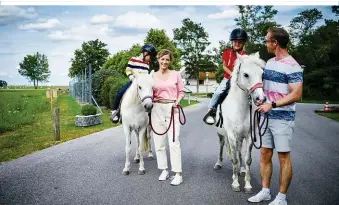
149, 105, 186, 142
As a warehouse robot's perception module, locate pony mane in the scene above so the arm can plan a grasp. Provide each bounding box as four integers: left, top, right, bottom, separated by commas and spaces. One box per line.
122, 79, 139, 108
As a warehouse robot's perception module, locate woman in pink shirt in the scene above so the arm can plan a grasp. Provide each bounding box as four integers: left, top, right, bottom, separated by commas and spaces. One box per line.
151, 49, 185, 186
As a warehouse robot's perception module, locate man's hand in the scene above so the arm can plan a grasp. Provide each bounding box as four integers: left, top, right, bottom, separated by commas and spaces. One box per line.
257, 103, 273, 113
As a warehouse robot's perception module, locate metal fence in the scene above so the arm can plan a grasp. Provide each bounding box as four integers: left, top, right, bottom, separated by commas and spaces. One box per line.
69, 64, 92, 104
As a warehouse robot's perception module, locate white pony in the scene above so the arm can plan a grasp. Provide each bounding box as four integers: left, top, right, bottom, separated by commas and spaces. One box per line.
213, 52, 267, 193
120, 73, 154, 175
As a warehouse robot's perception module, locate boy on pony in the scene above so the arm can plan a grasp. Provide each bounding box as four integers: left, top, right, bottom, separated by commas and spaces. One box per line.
110, 44, 157, 123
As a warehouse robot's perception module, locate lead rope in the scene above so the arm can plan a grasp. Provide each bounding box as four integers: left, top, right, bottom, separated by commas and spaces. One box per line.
249, 96, 269, 149
149, 105, 186, 142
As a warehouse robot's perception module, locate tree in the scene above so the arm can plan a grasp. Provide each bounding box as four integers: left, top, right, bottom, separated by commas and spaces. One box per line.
173, 18, 214, 93
211, 40, 229, 83
234, 6, 280, 55
288, 8, 323, 46
144, 28, 181, 71
102, 44, 141, 75
0, 80, 7, 87
332, 6, 339, 16
69, 39, 110, 77
18, 52, 50, 88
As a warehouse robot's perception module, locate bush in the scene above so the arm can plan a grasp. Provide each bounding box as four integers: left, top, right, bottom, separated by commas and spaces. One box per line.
92, 69, 120, 105
109, 77, 129, 109
81, 104, 97, 116
100, 74, 129, 109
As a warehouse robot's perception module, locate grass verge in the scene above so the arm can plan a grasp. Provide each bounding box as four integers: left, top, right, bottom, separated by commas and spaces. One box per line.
0, 93, 199, 162
0, 93, 115, 162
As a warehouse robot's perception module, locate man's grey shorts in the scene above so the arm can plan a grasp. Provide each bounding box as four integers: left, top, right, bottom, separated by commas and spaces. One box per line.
262, 119, 295, 152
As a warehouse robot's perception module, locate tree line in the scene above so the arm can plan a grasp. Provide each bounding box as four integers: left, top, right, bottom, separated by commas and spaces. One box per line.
16, 6, 338, 101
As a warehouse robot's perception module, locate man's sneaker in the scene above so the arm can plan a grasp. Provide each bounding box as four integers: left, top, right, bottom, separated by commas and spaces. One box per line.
268, 197, 287, 205
248, 190, 272, 203
158, 170, 169, 181
110, 110, 119, 123
170, 174, 183, 186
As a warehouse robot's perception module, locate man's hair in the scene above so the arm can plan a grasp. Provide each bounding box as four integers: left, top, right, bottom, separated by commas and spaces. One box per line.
157, 49, 174, 61
267, 27, 290, 49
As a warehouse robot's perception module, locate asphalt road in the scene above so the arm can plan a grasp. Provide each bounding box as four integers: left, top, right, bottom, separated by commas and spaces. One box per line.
1, 98, 339, 205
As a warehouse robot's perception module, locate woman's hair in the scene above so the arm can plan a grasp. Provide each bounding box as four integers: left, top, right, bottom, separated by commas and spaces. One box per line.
157, 49, 174, 62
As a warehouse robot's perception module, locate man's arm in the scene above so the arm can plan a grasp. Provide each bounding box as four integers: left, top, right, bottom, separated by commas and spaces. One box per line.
275, 82, 303, 107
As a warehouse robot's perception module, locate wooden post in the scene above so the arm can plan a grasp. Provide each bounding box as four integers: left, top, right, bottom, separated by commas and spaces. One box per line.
50, 89, 53, 112
53, 107, 60, 141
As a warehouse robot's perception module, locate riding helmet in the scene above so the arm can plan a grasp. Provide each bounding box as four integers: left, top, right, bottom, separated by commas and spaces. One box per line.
141, 44, 157, 58
229, 28, 248, 41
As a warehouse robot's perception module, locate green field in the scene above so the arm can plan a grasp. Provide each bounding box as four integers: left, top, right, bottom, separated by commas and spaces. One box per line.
1, 85, 69, 90
0, 90, 116, 162
0, 90, 198, 162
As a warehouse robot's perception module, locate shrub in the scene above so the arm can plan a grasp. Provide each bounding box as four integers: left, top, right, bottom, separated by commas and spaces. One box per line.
109, 77, 129, 109
100, 74, 129, 109
81, 104, 97, 116
92, 69, 120, 105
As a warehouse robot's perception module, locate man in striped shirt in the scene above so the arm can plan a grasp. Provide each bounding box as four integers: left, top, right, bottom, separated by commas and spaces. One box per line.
248, 27, 303, 205
110, 44, 157, 123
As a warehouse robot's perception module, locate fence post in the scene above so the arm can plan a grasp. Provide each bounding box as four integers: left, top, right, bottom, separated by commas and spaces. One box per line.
53, 107, 60, 141
88, 64, 92, 104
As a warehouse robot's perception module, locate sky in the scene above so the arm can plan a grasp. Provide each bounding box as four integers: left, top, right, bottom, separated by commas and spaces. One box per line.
0, 5, 336, 86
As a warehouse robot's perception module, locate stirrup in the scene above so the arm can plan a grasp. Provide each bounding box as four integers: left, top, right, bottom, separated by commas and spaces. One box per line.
110, 109, 120, 124
203, 108, 216, 125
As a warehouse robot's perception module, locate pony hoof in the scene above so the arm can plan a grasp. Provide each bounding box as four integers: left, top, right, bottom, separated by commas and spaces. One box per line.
244, 188, 253, 194
122, 171, 130, 175
232, 186, 240, 192
134, 159, 140, 163
214, 165, 222, 170
138, 170, 145, 175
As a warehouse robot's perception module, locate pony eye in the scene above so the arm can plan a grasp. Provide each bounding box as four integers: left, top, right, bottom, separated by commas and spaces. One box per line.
244, 73, 249, 78
138, 86, 142, 89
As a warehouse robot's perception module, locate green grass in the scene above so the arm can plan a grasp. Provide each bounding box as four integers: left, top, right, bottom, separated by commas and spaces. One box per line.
316, 112, 339, 122
299, 98, 339, 104
0, 90, 50, 133
2, 85, 69, 90
0, 92, 116, 162
180, 99, 199, 107
0, 91, 199, 162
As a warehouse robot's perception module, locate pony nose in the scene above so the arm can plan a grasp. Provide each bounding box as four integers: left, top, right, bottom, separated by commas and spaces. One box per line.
144, 104, 153, 111
257, 96, 267, 103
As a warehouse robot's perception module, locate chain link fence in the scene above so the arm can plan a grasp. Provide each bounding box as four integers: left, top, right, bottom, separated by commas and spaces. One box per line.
69, 64, 92, 104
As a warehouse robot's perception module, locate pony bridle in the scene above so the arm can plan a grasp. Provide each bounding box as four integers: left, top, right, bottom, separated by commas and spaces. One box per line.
236, 63, 264, 96
136, 84, 153, 104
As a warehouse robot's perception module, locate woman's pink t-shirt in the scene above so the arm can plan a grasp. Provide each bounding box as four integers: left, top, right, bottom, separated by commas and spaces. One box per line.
153, 70, 185, 102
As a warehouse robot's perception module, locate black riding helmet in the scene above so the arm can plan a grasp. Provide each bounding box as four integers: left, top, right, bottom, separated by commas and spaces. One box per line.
229, 28, 248, 41
141, 44, 157, 61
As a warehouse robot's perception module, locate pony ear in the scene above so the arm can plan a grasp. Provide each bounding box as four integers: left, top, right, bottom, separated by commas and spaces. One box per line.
149, 70, 155, 76
254, 51, 260, 58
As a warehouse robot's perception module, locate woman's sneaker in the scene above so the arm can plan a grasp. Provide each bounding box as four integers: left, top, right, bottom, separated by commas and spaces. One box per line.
170, 174, 183, 186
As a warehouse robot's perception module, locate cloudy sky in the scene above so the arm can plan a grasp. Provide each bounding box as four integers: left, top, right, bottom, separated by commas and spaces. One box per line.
0, 5, 336, 86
